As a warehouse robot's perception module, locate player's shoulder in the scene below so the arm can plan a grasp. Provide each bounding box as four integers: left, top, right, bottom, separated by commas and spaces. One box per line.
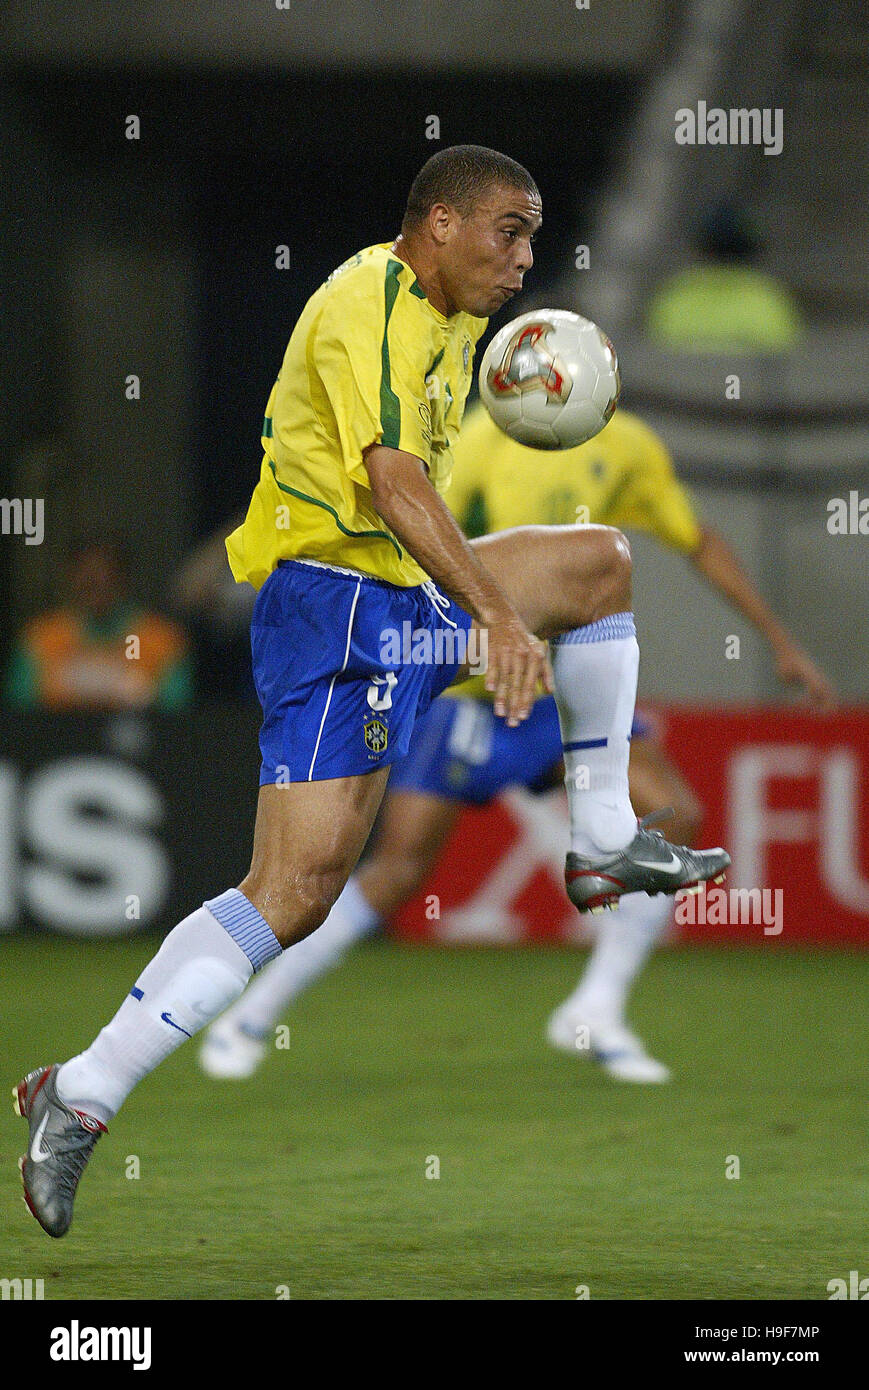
320, 244, 405, 306
594, 409, 673, 470
311, 246, 413, 346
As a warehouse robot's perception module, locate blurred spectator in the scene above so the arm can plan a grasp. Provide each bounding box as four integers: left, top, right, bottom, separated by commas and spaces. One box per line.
645, 202, 805, 352
4, 540, 193, 710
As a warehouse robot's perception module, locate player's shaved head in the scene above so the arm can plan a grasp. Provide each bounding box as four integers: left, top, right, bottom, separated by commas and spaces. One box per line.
393, 146, 542, 318
402, 145, 539, 234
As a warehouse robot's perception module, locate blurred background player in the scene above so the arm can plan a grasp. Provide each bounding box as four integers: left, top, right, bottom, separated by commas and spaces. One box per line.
4, 538, 193, 712
199, 402, 835, 1083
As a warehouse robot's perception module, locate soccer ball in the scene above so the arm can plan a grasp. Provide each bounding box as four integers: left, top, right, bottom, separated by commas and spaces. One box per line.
478, 308, 621, 449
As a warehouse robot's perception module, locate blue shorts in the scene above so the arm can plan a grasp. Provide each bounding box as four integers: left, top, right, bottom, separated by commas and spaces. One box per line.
251, 559, 474, 784
388, 695, 654, 804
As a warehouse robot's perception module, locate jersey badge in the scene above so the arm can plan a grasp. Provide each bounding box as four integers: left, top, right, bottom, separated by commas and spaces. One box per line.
364, 718, 388, 756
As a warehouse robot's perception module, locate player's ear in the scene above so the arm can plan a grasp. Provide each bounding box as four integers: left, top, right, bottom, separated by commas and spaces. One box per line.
428, 203, 455, 245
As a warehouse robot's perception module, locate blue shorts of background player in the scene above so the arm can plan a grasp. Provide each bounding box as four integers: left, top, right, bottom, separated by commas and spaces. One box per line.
251, 559, 474, 784
388, 693, 653, 804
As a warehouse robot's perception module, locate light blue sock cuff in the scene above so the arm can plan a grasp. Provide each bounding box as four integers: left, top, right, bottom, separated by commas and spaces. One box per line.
204, 889, 282, 972
551, 612, 636, 646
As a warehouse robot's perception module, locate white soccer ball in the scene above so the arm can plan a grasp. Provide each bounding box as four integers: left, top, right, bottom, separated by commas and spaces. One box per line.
478, 308, 621, 449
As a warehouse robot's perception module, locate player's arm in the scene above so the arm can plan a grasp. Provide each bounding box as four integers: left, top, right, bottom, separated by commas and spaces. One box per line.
364, 443, 551, 725
689, 524, 836, 708
621, 418, 835, 709
172, 512, 246, 615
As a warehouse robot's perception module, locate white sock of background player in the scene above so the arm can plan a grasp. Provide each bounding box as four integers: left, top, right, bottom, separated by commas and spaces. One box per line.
559, 891, 673, 1026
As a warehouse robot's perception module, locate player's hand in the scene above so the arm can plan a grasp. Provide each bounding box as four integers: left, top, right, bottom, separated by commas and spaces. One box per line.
483, 607, 553, 727
775, 645, 837, 710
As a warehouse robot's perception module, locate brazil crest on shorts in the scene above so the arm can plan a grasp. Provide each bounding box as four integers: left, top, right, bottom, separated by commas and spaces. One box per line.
364, 718, 389, 758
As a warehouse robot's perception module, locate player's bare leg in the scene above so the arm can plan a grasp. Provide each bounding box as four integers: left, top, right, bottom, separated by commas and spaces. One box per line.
470, 521, 631, 641
202, 521, 723, 1083
204, 522, 722, 1085
238, 770, 391, 947
203, 524, 637, 1078
356, 791, 461, 914
469, 522, 728, 910
17, 768, 389, 1234
200, 789, 459, 1077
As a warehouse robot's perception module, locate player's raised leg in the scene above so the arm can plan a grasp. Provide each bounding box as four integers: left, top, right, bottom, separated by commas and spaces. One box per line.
200, 789, 459, 1078
15, 768, 388, 1236
469, 522, 729, 910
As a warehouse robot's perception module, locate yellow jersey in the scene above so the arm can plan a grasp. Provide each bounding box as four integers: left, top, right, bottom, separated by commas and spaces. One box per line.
447, 402, 702, 553
227, 243, 488, 590
446, 403, 702, 697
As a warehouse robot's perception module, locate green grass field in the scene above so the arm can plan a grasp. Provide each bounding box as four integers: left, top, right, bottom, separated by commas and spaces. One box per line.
1, 936, 866, 1300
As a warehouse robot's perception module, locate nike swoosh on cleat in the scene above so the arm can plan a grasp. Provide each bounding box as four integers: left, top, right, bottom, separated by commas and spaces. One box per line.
30, 1112, 52, 1163
633, 853, 683, 873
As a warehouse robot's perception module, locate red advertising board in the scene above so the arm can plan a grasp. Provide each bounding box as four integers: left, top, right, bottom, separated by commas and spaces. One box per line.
392, 707, 869, 947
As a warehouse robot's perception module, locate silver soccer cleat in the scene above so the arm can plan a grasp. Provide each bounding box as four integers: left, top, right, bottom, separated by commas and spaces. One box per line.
14, 1065, 106, 1238
566, 811, 730, 914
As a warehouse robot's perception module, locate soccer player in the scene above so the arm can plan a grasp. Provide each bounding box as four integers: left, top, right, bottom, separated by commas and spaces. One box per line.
15, 146, 729, 1237
199, 404, 835, 1084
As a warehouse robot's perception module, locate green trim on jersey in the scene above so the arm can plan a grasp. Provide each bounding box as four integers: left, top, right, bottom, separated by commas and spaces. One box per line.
267, 460, 403, 559
262, 416, 273, 438
426, 347, 445, 377
380, 261, 403, 449
408, 280, 427, 300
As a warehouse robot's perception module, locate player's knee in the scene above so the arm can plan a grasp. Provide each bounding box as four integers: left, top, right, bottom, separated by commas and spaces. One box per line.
242, 865, 348, 946
293, 869, 349, 933
572, 525, 632, 612
603, 526, 632, 586
603, 529, 631, 613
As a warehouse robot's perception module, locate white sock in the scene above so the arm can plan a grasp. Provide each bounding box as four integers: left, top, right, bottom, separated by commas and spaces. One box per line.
222, 877, 381, 1039
551, 613, 639, 856
564, 891, 672, 1025
56, 891, 281, 1122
